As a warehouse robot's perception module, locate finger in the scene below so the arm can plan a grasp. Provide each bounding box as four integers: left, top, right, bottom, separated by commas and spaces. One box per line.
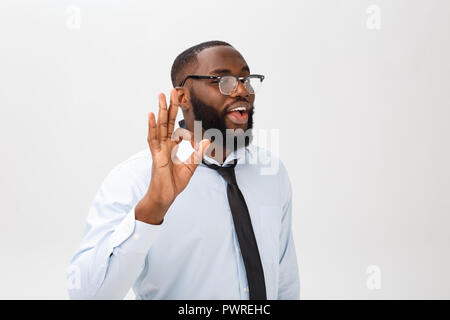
157, 93, 169, 142
147, 112, 160, 154
190, 130, 201, 151
169, 143, 183, 165
169, 127, 193, 166
197, 139, 212, 157
171, 127, 192, 145
167, 89, 179, 138
184, 139, 211, 172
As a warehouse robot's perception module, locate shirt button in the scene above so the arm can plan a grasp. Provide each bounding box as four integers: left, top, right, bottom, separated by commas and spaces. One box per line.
243, 286, 249, 292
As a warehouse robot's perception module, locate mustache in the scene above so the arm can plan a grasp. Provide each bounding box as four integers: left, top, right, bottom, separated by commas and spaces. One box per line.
224, 97, 251, 109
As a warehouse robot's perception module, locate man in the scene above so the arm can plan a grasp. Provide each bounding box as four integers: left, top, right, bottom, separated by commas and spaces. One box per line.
67, 40, 300, 299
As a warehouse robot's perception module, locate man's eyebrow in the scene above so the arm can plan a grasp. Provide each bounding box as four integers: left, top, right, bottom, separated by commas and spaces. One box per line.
209, 66, 250, 75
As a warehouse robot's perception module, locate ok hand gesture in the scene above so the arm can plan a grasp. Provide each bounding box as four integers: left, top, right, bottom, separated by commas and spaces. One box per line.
135, 89, 211, 225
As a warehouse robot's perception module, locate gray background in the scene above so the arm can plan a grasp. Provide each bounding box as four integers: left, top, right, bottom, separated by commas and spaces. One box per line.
0, 0, 449, 299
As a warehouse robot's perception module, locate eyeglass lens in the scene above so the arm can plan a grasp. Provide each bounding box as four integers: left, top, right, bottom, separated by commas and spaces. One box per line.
219, 76, 263, 95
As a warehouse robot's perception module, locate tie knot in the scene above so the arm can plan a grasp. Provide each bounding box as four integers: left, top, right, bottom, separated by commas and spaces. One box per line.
202, 159, 238, 185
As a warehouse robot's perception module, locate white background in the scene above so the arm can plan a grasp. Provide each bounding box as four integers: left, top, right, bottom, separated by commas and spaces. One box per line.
0, 0, 449, 299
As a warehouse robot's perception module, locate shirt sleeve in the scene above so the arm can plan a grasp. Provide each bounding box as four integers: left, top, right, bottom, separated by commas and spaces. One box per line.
277, 162, 301, 300
67, 162, 162, 300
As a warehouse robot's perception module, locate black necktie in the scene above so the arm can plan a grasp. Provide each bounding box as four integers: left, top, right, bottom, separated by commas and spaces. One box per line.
202, 158, 267, 300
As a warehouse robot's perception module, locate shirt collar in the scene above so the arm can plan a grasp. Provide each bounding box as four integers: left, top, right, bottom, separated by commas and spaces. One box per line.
178, 119, 250, 167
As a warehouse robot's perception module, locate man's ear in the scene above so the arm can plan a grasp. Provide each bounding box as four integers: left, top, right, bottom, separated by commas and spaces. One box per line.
175, 87, 191, 111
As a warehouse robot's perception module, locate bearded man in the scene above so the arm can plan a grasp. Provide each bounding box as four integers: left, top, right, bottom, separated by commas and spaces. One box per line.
68, 40, 300, 300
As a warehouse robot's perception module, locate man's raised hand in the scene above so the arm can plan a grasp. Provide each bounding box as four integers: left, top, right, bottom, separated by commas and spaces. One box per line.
135, 89, 210, 225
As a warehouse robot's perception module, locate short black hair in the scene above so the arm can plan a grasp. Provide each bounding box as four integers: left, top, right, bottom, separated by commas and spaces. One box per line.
170, 40, 233, 88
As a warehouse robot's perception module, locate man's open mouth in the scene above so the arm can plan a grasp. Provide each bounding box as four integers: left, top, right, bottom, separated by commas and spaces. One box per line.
226, 105, 249, 125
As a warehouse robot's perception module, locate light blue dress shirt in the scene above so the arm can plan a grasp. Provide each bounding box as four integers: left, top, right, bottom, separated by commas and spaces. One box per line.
67, 134, 300, 300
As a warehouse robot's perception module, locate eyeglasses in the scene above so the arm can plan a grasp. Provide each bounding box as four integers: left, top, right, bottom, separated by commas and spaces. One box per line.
178, 74, 265, 95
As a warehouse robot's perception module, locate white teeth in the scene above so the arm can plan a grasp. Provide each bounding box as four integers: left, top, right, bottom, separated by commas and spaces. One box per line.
229, 106, 246, 112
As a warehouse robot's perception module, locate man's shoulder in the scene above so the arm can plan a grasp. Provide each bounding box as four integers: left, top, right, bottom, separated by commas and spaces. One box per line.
102, 148, 152, 191
246, 144, 289, 177
117, 148, 152, 178
119, 148, 152, 168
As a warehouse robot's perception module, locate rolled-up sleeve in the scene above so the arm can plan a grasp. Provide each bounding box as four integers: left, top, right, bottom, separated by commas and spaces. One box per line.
67, 163, 161, 299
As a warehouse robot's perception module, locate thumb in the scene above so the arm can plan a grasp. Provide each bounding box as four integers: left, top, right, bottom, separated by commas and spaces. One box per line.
197, 139, 211, 157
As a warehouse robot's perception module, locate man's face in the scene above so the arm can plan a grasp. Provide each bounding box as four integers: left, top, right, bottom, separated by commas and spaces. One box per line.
185, 46, 256, 148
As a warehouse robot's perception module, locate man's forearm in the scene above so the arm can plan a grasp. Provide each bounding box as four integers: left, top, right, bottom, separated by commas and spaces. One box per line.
135, 194, 171, 225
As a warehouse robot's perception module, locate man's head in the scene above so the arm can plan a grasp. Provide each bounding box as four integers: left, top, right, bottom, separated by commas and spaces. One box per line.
171, 41, 257, 150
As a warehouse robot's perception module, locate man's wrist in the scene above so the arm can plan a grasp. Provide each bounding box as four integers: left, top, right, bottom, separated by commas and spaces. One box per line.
135, 195, 169, 225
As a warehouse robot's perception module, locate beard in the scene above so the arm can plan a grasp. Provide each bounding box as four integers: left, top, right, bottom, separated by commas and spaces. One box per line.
190, 90, 254, 151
